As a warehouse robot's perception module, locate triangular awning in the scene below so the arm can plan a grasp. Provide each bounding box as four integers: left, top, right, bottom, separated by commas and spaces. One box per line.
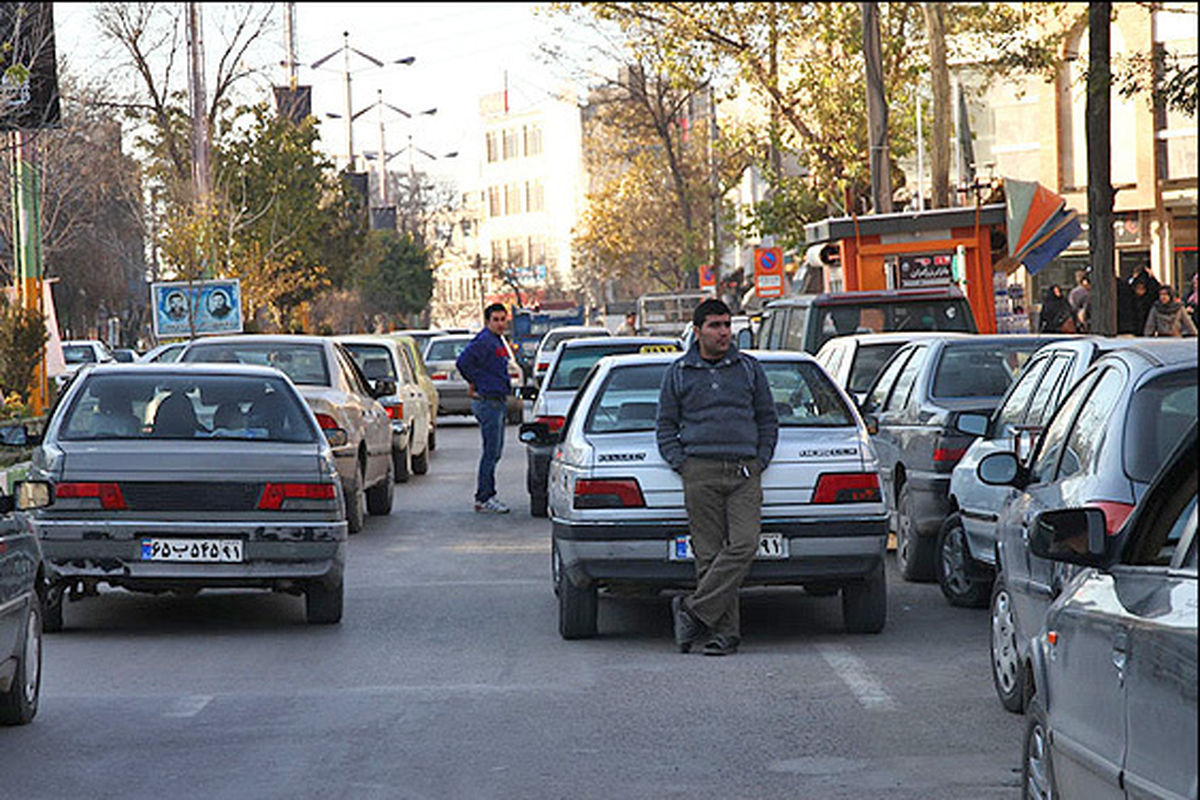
1003, 178, 1081, 274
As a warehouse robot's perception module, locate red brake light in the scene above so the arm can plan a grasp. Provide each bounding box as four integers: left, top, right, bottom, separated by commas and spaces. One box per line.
384, 402, 403, 420
933, 447, 969, 464
537, 362, 549, 371
574, 478, 645, 508
431, 372, 448, 381
313, 412, 348, 446
314, 413, 339, 430
55, 481, 127, 510
258, 483, 337, 510
812, 473, 881, 504
535, 415, 566, 433
1091, 501, 1136, 536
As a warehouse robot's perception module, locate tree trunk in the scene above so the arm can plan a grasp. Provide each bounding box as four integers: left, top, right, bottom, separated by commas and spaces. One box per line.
924, 3, 950, 209
1087, 2, 1115, 335
862, 3, 892, 214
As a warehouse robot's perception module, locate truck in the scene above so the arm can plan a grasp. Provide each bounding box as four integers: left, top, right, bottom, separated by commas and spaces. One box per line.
509, 305, 586, 378
636, 291, 713, 335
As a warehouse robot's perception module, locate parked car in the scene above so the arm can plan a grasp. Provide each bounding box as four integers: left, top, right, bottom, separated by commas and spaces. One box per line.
940, 337, 1132, 607
392, 329, 450, 356
680, 315, 754, 352
139, 341, 187, 363
181, 335, 394, 533
530, 350, 887, 639
1020, 421, 1196, 800
111, 348, 138, 363
521, 336, 679, 517
756, 287, 977, 355
530, 325, 611, 387
0, 467, 49, 725
25, 364, 349, 629
388, 333, 440, 450
424, 334, 523, 423
814, 331, 970, 406
56, 339, 115, 388
976, 339, 1196, 713
859, 335, 1050, 581
339, 335, 432, 482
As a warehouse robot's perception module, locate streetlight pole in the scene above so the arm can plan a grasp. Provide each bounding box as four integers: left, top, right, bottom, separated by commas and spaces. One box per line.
377, 89, 388, 206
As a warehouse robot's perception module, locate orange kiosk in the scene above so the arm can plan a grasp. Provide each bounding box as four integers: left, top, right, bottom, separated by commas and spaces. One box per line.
803, 204, 1008, 334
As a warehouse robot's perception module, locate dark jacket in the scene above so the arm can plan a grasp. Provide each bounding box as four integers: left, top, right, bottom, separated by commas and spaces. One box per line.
1039, 287, 1074, 333
655, 343, 779, 471
455, 328, 512, 398
1144, 298, 1198, 337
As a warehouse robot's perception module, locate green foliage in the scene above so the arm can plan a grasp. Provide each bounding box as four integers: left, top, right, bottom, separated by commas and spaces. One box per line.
357, 231, 433, 323
0, 296, 47, 404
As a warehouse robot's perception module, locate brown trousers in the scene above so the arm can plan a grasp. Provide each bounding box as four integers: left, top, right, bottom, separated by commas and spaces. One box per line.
681, 456, 763, 639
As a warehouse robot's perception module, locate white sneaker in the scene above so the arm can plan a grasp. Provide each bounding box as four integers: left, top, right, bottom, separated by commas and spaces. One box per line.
474, 497, 511, 514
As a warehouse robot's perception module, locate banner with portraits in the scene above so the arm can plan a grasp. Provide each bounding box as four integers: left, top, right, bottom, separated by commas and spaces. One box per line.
151, 279, 243, 338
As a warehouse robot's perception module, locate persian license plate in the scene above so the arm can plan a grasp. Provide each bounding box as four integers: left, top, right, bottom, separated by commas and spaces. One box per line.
669, 533, 787, 561
141, 538, 244, 563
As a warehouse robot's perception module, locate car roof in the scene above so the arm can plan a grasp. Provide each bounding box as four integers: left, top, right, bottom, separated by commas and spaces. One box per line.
1093, 338, 1199, 368
61, 339, 106, 346
427, 334, 473, 343
82, 362, 288, 379
821, 331, 973, 347
558, 335, 678, 350
335, 334, 399, 348
543, 325, 609, 335
596, 349, 819, 369
185, 334, 332, 347
766, 287, 968, 307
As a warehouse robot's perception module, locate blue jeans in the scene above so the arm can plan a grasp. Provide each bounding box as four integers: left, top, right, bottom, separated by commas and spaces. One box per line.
471, 396, 507, 503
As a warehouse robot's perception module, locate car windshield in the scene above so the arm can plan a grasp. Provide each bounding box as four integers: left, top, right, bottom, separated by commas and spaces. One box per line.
1123, 370, 1198, 483
549, 343, 678, 390
931, 341, 1041, 398
63, 345, 96, 364
342, 343, 396, 382
59, 373, 317, 443
813, 299, 973, 351
183, 342, 329, 386
540, 329, 608, 355
425, 338, 471, 362
848, 343, 905, 394
763, 361, 856, 427
585, 364, 669, 434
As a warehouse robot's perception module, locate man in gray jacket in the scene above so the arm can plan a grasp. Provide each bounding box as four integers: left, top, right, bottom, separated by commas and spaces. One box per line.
656, 298, 778, 655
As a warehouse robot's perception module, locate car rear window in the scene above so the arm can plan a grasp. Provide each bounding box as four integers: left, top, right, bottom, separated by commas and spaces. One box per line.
585, 364, 669, 433
931, 341, 1041, 399
549, 343, 678, 390
1123, 369, 1198, 483
848, 343, 905, 394
183, 342, 329, 386
425, 338, 471, 362
763, 361, 855, 427
63, 345, 96, 364
342, 343, 396, 382
813, 299, 974, 351
59, 374, 318, 443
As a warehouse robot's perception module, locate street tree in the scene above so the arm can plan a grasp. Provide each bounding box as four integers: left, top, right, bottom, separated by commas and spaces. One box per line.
357, 230, 433, 328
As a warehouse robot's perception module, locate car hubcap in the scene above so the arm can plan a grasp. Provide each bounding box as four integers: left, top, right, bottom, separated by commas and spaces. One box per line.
941, 526, 971, 595
22, 607, 40, 705
991, 589, 1019, 695
1025, 720, 1053, 800
552, 545, 562, 587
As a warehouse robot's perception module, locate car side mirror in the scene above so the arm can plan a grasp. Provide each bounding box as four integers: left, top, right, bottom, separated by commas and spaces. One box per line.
521, 385, 539, 401
14, 481, 52, 511
861, 413, 879, 436
370, 379, 396, 399
955, 412, 990, 438
976, 451, 1028, 489
519, 421, 557, 446
1029, 508, 1109, 568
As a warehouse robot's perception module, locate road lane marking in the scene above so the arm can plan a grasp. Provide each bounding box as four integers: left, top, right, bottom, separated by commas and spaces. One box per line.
164, 695, 212, 718
815, 643, 898, 711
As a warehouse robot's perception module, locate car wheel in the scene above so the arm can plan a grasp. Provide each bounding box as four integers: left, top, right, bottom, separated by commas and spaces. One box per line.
367, 457, 395, 516
393, 443, 411, 483
305, 578, 343, 625
895, 482, 936, 582
558, 564, 597, 639
990, 572, 1028, 713
1022, 694, 1056, 800
43, 583, 64, 633
842, 562, 886, 634
0, 596, 42, 725
428, 425, 437, 451
936, 513, 993, 608
412, 438, 429, 475
530, 492, 548, 518
345, 464, 366, 535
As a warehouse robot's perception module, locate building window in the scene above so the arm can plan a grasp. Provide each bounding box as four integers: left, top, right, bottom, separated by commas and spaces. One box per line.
525, 180, 545, 213
487, 186, 502, 217
485, 131, 499, 163
491, 241, 504, 266
524, 124, 542, 157
502, 128, 519, 159
528, 236, 546, 266
505, 183, 522, 215
506, 238, 525, 269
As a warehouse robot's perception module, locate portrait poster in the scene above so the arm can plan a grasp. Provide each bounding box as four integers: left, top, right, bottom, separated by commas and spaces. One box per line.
151, 279, 243, 338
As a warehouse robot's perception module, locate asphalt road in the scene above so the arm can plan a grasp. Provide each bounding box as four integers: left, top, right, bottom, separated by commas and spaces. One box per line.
1, 421, 1026, 799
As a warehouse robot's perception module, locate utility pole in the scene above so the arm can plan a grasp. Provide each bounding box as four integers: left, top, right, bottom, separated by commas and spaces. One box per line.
186, 2, 210, 212
284, 2, 298, 89
915, 79, 925, 211
342, 32, 355, 170
861, 2, 892, 213
377, 89, 389, 206
1087, 1, 1116, 335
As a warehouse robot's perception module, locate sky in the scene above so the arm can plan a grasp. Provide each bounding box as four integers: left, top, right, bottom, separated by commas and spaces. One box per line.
51, 2, 599, 190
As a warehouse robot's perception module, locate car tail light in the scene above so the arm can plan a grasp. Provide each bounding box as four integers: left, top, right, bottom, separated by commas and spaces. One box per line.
431, 372, 448, 381
384, 402, 403, 420
933, 446, 969, 465
574, 478, 645, 509
812, 473, 881, 504
535, 415, 566, 433
314, 413, 348, 447
537, 361, 549, 372
258, 482, 338, 510
1091, 501, 1136, 536
55, 481, 127, 510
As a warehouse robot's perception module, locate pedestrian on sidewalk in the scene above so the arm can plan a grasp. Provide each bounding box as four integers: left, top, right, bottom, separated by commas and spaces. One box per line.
456, 303, 513, 513
1144, 285, 1198, 337
656, 297, 779, 656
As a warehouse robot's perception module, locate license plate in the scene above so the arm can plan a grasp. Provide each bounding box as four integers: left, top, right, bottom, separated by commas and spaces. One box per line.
141, 538, 244, 563
669, 533, 787, 561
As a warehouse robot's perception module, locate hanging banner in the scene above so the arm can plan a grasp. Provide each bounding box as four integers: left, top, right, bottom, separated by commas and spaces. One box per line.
151, 279, 243, 338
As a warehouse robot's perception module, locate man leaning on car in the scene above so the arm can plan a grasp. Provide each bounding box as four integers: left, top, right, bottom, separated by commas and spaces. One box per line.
656, 298, 778, 656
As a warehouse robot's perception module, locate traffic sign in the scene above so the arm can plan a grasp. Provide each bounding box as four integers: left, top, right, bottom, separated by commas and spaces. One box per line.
754, 247, 784, 298
698, 264, 716, 290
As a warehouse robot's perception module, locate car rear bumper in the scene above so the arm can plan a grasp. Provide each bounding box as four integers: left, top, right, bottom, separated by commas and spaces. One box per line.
436, 387, 472, 414
553, 518, 886, 589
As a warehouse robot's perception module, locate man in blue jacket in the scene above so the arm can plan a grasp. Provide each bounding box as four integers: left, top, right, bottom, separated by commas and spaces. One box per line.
456, 303, 514, 513
656, 298, 778, 655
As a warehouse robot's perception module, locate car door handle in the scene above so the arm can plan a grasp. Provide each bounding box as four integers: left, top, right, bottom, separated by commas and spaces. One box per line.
1112, 630, 1128, 682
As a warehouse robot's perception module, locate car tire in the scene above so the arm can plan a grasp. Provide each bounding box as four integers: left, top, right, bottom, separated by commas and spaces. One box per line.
43, 583, 64, 633
0, 595, 42, 725
551, 541, 562, 597
367, 457, 395, 516
428, 425, 437, 451
1021, 694, 1056, 800
506, 404, 522, 425
990, 571, 1028, 713
936, 513, 993, 608
305, 578, 343, 625
345, 464, 366, 535
412, 440, 429, 475
394, 443, 411, 483
530, 493, 548, 518
557, 563, 597, 639
842, 562, 887, 634
895, 482, 936, 582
